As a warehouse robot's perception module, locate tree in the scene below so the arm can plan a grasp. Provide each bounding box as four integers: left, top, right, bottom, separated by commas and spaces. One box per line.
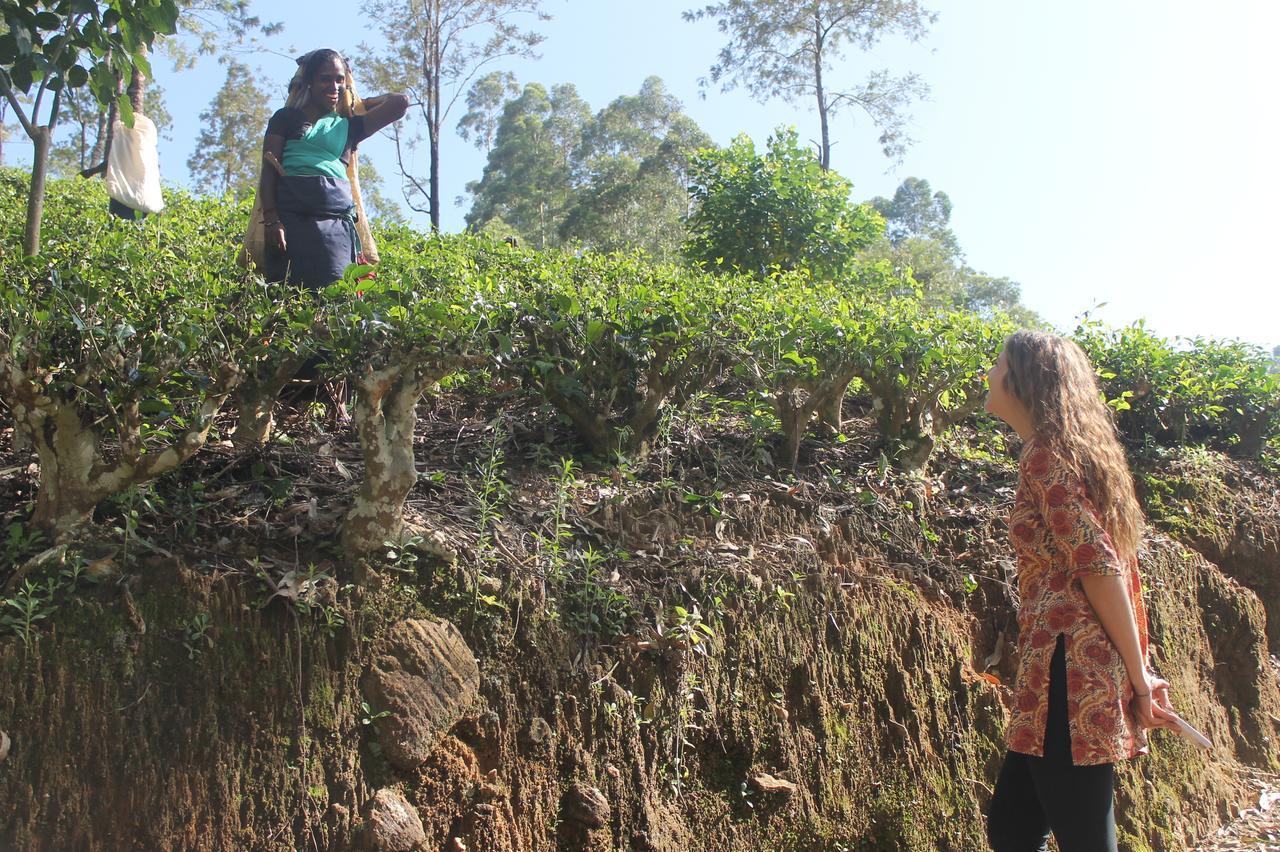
186, 60, 270, 198
0, 0, 178, 254
685, 0, 935, 168
463, 81, 590, 247
457, 69, 519, 152
558, 76, 712, 260
862, 176, 1039, 326
869, 176, 956, 252
683, 127, 883, 279
361, 0, 547, 229
465, 77, 713, 259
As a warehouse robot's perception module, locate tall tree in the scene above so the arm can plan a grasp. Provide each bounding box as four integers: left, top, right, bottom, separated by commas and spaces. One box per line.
186, 61, 270, 198
685, 0, 935, 168
464, 81, 590, 247
684, 127, 883, 279
559, 76, 711, 259
868, 175, 956, 252
457, 69, 519, 151
465, 77, 711, 259
361, 0, 547, 230
862, 177, 1039, 326
0, 0, 178, 254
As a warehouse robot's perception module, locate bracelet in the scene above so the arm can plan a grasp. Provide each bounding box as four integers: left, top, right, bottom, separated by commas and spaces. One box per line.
1133, 691, 1150, 698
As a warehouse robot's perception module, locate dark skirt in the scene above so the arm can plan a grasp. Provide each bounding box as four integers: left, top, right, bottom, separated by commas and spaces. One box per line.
265, 175, 358, 290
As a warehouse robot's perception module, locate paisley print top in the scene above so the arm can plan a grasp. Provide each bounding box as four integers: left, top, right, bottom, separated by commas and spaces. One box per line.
1004, 439, 1149, 765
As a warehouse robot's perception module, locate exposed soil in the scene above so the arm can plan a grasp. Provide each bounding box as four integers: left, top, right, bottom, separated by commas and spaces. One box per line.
1, 390, 1278, 850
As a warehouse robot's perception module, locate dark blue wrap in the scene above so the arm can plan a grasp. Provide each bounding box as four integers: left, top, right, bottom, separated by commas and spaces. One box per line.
265, 175, 359, 289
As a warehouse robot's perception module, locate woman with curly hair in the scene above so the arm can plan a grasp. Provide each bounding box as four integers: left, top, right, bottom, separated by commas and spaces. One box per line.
257, 49, 407, 288
983, 330, 1179, 851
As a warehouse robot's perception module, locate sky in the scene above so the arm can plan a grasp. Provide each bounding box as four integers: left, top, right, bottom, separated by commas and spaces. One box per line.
11, 1, 1280, 350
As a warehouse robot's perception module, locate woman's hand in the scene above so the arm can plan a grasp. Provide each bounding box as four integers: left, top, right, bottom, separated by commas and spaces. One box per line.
1133, 674, 1179, 730
268, 221, 287, 253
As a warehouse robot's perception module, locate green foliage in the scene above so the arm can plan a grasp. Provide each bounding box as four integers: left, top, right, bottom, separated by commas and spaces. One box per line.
684, 128, 884, 280
0, 0, 177, 113
513, 249, 736, 456
465, 76, 711, 260
862, 177, 1039, 327
0, 171, 301, 531
732, 265, 1007, 469
1075, 319, 1280, 459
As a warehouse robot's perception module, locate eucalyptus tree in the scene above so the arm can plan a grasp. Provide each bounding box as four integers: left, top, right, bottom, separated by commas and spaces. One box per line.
466, 76, 711, 259
360, 0, 548, 229
463, 81, 590, 247
0, 0, 178, 254
559, 76, 712, 260
186, 60, 270, 197
685, 0, 935, 167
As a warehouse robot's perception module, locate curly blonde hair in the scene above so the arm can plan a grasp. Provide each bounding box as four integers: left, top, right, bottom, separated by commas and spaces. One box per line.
1001, 330, 1143, 561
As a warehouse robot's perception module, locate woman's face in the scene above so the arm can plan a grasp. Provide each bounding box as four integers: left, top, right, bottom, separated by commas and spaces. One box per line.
308, 57, 346, 111
985, 349, 1019, 422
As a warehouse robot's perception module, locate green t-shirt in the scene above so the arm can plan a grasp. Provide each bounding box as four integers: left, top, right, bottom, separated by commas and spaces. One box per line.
267, 109, 367, 180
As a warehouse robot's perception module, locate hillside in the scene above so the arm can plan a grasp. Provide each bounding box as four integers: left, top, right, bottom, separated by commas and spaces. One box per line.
1, 177, 1279, 850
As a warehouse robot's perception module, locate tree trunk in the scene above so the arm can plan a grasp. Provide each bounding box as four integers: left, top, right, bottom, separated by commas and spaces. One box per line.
775, 386, 820, 470
27, 402, 103, 539
128, 64, 146, 114
545, 387, 617, 458
813, 16, 831, 170
814, 376, 854, 432
230, 352, 309, 451
24, 125, 52, 256
341, 363, 444, 556
89, 110, 108, 166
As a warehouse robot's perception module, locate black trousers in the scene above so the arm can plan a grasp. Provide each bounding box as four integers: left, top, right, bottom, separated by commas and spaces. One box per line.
986, 635, 1118, 852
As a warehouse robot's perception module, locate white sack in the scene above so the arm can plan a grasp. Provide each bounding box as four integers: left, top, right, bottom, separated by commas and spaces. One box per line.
105, 114, 164, 214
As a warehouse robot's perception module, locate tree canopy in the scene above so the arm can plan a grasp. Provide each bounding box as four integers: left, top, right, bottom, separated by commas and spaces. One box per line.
683, 126, 883, 279
465, 76, 711, 260
685, 0, 936, 167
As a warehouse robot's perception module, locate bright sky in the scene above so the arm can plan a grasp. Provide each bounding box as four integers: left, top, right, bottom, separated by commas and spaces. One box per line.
13, 1, 1280, 350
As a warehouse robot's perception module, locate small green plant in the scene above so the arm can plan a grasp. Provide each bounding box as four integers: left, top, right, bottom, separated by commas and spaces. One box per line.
180, 612, 214, 659
2, 521, 45, 566
468, 427, 511, 620
359, 701, 391, 727
559, 545, 632, 639
0, 580, 55, 648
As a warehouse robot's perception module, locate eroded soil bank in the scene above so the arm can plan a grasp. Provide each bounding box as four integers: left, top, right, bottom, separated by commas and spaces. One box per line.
1, 410, 1277, 850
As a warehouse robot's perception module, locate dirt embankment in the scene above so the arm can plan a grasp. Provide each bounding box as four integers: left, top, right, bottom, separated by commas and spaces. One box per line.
1, 411, 1277, 851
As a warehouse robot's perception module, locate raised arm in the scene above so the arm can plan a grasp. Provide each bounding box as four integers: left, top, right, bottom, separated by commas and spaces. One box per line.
357, 93, 409, 137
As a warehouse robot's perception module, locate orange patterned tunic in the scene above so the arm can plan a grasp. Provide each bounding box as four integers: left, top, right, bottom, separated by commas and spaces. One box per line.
1004, 439, 1149, 765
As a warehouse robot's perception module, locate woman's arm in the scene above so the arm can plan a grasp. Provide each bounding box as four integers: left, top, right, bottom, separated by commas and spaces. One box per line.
259, 133, 286, 252
1079, 574, 1177, 730
358, 93, 409, 137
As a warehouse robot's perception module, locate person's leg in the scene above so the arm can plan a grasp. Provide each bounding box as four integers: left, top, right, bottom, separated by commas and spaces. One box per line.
1030, 760, 1117, 852
986, 751, 1051, 852
1024, 634, 1119, 852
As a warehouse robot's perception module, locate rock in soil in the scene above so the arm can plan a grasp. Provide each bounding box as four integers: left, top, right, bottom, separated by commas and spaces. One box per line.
750, 773, 798, 797
363, 787, 427, 851
561, 781, 610, 829
361, 619, 480, 771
